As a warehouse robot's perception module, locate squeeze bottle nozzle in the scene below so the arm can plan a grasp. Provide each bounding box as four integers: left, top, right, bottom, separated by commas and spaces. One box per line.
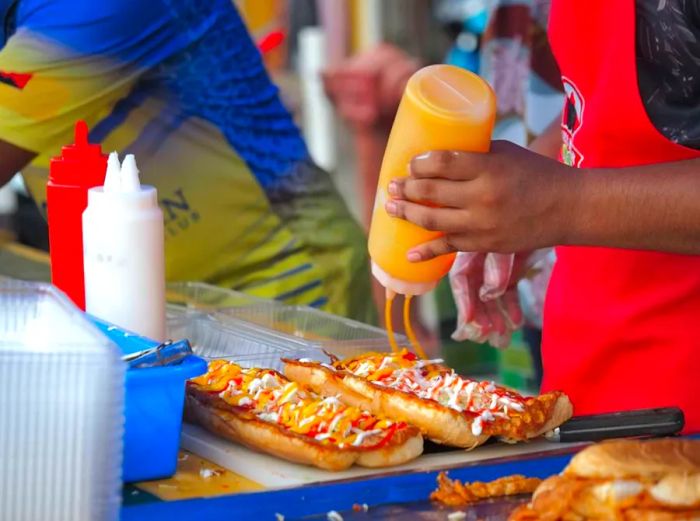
103, 152, 121, 192
120, 154, 141, 192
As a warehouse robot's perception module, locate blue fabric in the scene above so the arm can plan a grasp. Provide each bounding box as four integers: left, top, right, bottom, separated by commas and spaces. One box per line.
152, 0, 309, 190
11, 0, 308, 192
0, 0, 18, 48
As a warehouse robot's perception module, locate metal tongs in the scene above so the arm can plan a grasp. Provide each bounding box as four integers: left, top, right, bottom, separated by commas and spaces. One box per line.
87, 314, 194, 369
121, 339, 193, 369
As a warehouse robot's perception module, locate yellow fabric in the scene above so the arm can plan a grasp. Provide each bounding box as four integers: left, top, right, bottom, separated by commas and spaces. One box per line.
0, 30, 142, 154
0, 29, 375, 323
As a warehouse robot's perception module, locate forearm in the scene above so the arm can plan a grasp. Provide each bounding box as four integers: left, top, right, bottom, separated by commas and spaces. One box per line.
561, 158, 700, 254
0, 139, 36, 187
528, 117, 562, 160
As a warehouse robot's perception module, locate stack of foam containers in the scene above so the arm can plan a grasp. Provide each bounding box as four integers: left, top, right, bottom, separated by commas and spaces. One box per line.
0, 280, 124, 521
166, 282, 407, 368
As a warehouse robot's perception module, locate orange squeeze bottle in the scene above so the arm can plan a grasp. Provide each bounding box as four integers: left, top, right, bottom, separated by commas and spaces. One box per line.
368, 64, 496, 297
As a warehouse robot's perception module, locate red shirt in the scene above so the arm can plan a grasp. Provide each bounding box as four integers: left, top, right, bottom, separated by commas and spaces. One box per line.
542, 0, 700, 433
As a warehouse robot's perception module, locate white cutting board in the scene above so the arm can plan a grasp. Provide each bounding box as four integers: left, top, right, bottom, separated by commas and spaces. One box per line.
181, 423, 585, 489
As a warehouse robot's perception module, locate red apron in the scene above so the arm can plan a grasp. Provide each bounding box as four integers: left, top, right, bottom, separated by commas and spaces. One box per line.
542, 0, 700, 433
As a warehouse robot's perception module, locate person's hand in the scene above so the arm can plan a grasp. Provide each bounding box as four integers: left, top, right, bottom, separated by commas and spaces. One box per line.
450, 251, 533, 349
384, 140, 571, 260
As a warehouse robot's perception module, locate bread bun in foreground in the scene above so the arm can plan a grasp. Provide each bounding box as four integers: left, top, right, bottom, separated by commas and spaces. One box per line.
509, 439, 700, 520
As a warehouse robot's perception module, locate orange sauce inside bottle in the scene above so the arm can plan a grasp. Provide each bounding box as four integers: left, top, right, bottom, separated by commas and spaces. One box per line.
368, 65, 496, 296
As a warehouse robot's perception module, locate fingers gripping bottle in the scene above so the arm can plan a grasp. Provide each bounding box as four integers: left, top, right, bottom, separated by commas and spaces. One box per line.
367, 65, 496, 354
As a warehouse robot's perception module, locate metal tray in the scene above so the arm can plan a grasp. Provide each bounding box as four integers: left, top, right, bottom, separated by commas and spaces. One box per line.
299, 495, 529, 520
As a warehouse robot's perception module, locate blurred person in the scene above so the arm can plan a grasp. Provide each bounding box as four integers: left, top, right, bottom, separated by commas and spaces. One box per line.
0, 0, 374, 323
385, 0, 700, 431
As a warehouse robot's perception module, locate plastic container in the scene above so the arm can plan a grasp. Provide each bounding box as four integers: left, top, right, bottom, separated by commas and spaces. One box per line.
0, 280, 124, 521
167, 308, 327, 372
166, 282, 408, 360
83, 153, 166, 341
47, 121, 108, 309
215, 304, 409, 359
90, 316, 207, 482
367, 64, 496, 296
166, 281, 275, 311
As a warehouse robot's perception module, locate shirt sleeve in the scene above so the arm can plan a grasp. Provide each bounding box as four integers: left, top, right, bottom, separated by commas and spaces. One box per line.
0, 0, 209, 155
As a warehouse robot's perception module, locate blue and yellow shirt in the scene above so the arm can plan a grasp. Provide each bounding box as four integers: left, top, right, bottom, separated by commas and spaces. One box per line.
0, 0, 373, 322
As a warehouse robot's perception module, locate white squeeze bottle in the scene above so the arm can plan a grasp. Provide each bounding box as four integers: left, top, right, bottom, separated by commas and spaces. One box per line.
83, 153, 166, 341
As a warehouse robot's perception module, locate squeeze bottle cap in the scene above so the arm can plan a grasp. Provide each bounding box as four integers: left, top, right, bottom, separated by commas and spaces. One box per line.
88, 153, 157, 210
120, 154, 141, 192
371, 261, 439, 296
409, 65, 494, 122
103, 152, 121, 192
49, 121, 108, 186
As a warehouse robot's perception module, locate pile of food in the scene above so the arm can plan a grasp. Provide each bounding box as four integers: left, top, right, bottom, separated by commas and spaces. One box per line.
184, 350, 573, 470
185, 360, 423, 470
284, 349, 573, 448
510, 438, 700, 520
431, 472, 543, 506
428, 439, 700, 520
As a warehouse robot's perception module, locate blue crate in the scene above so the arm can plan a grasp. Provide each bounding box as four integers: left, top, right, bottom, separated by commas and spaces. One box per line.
90, 316, 207, 482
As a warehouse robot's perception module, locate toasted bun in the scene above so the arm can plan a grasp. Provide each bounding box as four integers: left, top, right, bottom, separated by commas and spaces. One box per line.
283, 361, 374, 410
284, 359, 489, 448
341, 370, 490, 448
184, 393, 423, 471
356, 429, 424, 468
566, 439, 700, 481
650, 473, 700, 508
284, 359, 572, 449
526, 394, 574, 439
510, 440, 700, 521
185, 395, 357, 470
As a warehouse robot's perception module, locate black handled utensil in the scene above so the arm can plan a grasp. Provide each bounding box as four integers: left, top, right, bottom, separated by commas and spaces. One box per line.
546, 407, 684, 443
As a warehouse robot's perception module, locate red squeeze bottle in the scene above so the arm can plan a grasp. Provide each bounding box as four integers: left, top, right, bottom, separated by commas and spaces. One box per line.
47, 121, 108, 310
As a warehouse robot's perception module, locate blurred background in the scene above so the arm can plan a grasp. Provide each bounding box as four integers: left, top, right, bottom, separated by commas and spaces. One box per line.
0, 0, 563, 392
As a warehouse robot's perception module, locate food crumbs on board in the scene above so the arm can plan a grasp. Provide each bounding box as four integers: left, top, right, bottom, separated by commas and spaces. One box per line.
447, 512, 467, 521
351, 503, 369, 512
327, 510, 344, 521
199, 468, 215, 479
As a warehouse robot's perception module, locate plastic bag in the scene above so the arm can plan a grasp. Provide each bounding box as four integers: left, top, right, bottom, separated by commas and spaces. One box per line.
450, 250, 551, 348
